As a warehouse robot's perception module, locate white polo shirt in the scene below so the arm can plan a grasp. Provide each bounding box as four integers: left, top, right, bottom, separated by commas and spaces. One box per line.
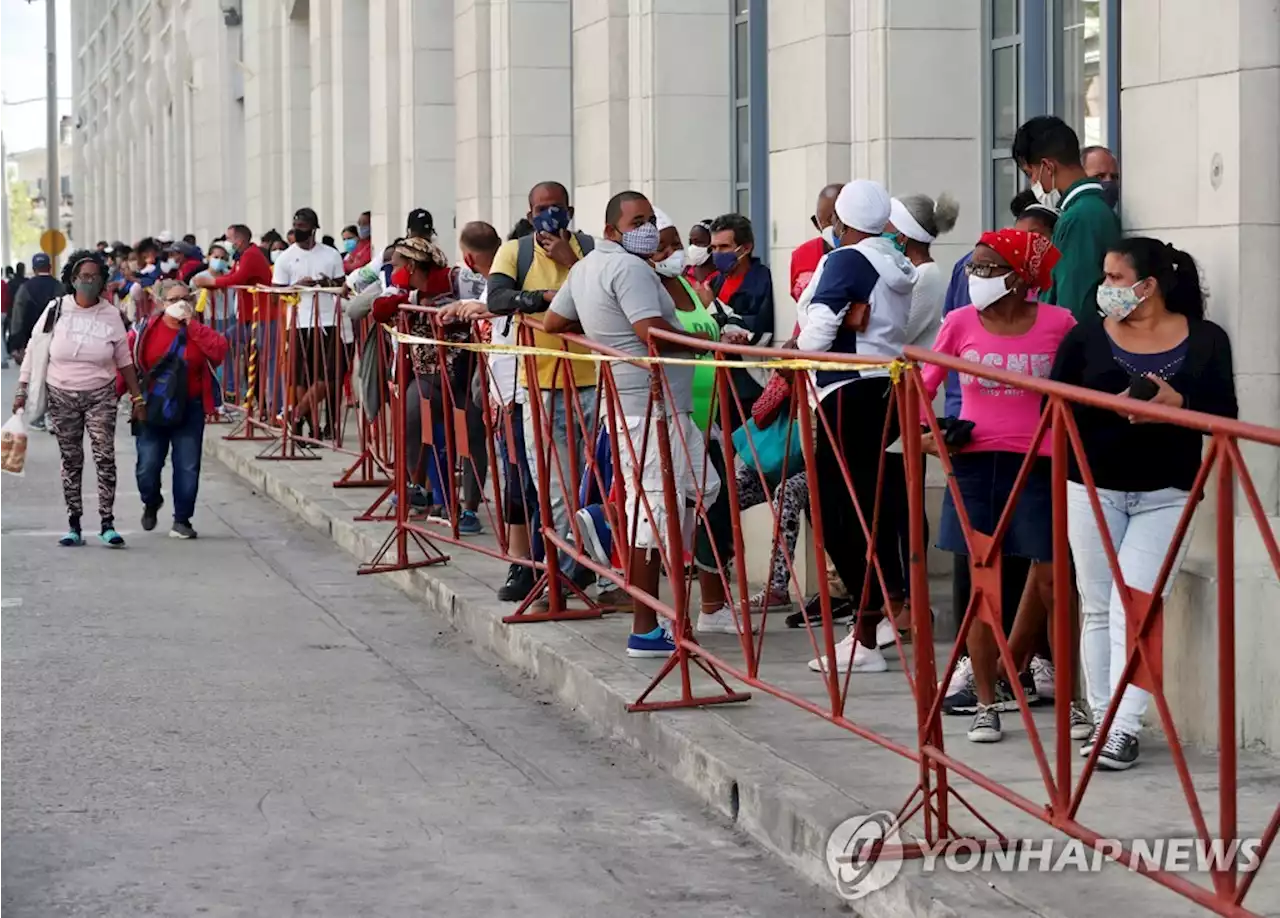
272, 242, 348, 332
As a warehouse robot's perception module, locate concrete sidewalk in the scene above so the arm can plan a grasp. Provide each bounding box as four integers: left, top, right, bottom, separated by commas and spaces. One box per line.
209, 432, 1280, 918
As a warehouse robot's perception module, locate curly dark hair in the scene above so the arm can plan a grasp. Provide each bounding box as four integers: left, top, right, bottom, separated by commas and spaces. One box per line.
61, 249, 108, 287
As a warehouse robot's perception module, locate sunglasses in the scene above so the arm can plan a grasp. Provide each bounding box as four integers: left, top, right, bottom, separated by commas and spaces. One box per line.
964, 262, 1014, 279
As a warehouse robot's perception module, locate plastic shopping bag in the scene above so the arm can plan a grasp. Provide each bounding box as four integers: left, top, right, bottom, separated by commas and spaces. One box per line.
1, 410, 29, 477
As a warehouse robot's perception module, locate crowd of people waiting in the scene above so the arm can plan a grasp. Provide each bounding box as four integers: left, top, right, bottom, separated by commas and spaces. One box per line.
4, 116, 1238, 772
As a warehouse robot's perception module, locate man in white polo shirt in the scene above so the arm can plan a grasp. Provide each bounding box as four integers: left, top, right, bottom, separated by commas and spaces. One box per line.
272, 207, 347, 439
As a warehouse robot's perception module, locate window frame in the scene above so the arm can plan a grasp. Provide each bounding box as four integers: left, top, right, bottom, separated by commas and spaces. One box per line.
729, 0, 769, 262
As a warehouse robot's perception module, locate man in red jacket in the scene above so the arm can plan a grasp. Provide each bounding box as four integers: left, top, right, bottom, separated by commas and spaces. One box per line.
130, 281, 230, 540
789, 183, 842, 301
195, 223, 277, 410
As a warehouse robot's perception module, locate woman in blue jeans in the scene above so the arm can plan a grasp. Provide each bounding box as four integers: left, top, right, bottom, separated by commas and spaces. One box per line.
131, 281, 229, 539
1051, 237, 1237, 770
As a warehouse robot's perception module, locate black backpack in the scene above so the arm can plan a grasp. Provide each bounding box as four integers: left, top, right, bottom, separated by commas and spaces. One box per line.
143, 322, 189, 427
514, 230, 594, 288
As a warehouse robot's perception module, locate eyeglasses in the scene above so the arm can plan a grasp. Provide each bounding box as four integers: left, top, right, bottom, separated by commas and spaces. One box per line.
964, 262, 1013, 279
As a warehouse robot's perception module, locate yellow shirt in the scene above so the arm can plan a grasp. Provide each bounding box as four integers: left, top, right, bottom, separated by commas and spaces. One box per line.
490, 237, 598, 391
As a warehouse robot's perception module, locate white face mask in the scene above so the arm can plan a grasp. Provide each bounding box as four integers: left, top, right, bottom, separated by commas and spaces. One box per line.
161, 258, 178, 273
654, 248, 687, 278
820, 225, 837, 248
968, 273, 1013, 311
164, 300, 191, 320
686, 244, 710, 267
1031, 164, 1062, 209
270, 250, 282, 264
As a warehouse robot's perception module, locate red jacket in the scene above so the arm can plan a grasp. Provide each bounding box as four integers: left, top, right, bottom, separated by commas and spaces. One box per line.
213, 244, 275, 322
343, 238, 372, 273
129, 316, 230, 414
789, 236, 828, 302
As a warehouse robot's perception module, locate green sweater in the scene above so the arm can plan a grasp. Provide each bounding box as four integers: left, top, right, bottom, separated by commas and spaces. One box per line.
1041, 177, 1122, 324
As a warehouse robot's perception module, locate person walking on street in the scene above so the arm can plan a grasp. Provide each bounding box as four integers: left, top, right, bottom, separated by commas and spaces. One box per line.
12, 250, 145, 547
131, 281, 230, 540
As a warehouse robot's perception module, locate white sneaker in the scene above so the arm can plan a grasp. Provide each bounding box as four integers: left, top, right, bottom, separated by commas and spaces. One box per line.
941, 655, 974, 696
696, 605, 757, 635
875, 617, 897, 649
1031, 655, 1055, 701
808, 634, 888, 673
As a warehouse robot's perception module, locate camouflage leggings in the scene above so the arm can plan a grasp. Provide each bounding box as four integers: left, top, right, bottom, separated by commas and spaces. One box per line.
46, 383, 120, 527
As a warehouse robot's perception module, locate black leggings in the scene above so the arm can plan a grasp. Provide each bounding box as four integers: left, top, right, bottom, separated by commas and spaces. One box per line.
815, 378, 906, 613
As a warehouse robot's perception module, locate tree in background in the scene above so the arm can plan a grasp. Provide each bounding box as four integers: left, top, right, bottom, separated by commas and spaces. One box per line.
8, 177, 42, 263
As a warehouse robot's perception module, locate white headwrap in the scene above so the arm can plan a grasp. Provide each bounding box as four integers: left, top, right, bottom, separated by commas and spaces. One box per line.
835, 180, 891, 234
653, 207, 675, 232
890, 197, 934, 244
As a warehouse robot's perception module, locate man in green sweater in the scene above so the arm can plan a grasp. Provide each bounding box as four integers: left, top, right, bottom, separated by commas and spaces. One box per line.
1013, 116, 1121, 324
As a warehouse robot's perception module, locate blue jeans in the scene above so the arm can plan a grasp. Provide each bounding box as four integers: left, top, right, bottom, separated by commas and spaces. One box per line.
136, 399, 206, 523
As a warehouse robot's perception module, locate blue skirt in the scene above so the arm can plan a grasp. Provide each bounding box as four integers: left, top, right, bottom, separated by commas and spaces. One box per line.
938, 452, 1053, 562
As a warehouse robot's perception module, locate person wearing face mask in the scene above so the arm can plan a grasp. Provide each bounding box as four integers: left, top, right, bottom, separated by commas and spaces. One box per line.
1050, 238, 1235, 769
684, 221, 717, 285
796, 180, 918, 676
273, 207, 348, 439
543, 191, 718, 658
1082, 145, 1120, 210
790, 184, 844, 301
885, 193, 960, 350
708, 213, 774, 348
916, 229, 1076, 744
1013, 116, 1121, 324
486, 181, 600, 603
12, 250, 145, 547
129, 281, 230, 540
342, 211, 374, 272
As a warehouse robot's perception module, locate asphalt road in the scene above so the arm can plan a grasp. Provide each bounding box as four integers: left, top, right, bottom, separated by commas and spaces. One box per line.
1, 370, 834, 917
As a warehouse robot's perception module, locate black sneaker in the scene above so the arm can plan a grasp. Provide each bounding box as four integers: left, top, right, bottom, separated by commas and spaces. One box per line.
967, 704, 1003, 743
944, 675, 1015, 716
1011, 670, 1041, 709
1097, 731, 1140, 770
141, 503, 161, 532
785, 594, 855, 629
497, 563, 536, 602
169, 521, 198, 540
571, 563, 597, 593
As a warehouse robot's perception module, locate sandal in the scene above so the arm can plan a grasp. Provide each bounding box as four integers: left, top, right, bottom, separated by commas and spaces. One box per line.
58, 530, 85, 547
99, 528, 126, 548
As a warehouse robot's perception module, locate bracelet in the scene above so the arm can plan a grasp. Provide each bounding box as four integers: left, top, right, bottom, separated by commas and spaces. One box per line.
130, 394, 144, 404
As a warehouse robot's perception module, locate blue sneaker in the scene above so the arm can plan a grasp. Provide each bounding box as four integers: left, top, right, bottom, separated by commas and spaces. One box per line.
58, 530, 84, 547
458, 509, 483, 535
574, 504, 613, 567
99, 528, 126, 548
626, 628, 676, 659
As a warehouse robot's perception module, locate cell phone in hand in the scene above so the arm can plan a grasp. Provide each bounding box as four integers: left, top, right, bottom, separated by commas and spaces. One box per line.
1128, 373, 1159, 401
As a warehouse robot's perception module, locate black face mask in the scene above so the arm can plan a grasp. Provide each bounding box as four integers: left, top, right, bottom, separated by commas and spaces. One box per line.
1099, 180, 1120, 210
294, 227, 315, 242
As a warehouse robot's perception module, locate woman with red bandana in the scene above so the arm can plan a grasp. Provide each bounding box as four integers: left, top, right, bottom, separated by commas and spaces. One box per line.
370, 237, 469, 516
917, 228, 1077, 745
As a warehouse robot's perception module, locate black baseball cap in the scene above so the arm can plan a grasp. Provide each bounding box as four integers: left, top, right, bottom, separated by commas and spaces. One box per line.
406, 208, 435, 238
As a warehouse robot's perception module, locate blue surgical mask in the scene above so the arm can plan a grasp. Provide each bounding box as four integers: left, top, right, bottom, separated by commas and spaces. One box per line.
224, 239, 237, 256
209, 257, 229, 273
342, 238, 357, 254
532, 205, 571, 236
711, 249, 742, 275
358, 223, 371, 239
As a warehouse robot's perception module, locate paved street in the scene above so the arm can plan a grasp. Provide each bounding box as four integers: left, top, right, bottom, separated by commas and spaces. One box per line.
1, 375, 833, 917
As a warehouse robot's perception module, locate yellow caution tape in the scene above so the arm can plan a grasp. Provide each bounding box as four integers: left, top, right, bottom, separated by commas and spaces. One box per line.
383, 325, 911, 376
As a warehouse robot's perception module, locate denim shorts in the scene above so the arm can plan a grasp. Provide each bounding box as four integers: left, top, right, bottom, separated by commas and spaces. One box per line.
938, 451, 1053, 562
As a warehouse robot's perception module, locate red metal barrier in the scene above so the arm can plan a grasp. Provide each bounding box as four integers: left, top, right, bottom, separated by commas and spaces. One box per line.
343, 300, 1277, 915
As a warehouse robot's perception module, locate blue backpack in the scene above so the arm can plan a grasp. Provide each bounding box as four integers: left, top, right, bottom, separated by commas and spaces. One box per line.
144, 324, 188, 428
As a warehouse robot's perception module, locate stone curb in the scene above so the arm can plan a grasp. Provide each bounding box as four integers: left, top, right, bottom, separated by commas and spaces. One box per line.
208, 436, 1044, 918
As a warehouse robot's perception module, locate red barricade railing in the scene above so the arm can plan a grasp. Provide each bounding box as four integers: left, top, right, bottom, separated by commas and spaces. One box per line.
243, 290, 1278, 915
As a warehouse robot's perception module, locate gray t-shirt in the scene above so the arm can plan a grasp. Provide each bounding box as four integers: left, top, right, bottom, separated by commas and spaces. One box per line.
549, 238, 692, 417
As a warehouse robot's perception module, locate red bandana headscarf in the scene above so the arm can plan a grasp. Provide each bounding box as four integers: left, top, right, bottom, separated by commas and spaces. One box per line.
977, 229, 1061, 291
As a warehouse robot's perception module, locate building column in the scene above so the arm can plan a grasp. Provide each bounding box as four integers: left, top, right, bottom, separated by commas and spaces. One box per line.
280, 8, 312, 216
243, 0, 285, 237
1120, 0, 1280, 750
487, 0, 572, 236
309, 8, 335, 229
332, 0, 371, 228
569, 0, 629, 231
454, 0, 493, 225
624, 0, 730, 244
849, 0, 982, 273
397, 0, 455, 255
368, 0, 401, 248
